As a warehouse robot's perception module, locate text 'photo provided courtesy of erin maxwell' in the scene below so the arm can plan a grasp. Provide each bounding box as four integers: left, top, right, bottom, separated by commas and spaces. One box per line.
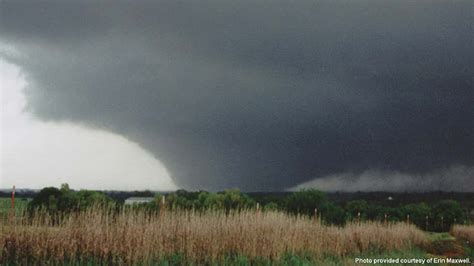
355, 257, 472, 264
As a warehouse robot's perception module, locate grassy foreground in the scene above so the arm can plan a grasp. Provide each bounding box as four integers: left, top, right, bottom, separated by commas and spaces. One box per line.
0, 198, 29, 220
0, 207, 431, 265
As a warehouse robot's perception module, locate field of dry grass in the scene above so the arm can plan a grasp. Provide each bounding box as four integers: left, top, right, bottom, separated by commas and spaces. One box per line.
0, 207, 428, 264
452, 225, 474, 245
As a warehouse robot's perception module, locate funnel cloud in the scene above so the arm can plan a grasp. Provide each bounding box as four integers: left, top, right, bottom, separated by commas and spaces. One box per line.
1, 0, 473, 191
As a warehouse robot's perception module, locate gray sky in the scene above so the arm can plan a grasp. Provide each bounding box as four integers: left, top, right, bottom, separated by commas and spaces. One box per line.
0, 0, 473, 191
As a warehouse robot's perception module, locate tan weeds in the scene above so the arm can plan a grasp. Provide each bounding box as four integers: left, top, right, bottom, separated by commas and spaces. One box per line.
451, 225, 474, 244
0, 207, 427, 264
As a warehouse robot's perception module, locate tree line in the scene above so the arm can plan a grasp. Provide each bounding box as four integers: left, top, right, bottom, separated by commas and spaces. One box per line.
26, 185, 470, 232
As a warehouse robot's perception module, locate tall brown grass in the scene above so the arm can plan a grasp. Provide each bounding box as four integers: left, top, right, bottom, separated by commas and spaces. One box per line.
451, 225, 474, 245
0, 207, 427, 264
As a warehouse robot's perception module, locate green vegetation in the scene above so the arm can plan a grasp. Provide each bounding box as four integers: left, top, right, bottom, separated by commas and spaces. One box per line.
0, 197, 29, 221
17, 184, 471, 231
27, 183, 114, 214
150, 189, 470, 230
285, 189, 345, 225
151, 189, 256, 212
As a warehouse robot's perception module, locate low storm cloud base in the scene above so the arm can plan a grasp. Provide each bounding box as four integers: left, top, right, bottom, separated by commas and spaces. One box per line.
1, 0, 472, 191
292, 165, 474, 192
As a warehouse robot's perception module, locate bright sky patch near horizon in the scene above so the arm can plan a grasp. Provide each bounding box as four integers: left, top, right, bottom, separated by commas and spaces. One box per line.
0, 59, 178, 191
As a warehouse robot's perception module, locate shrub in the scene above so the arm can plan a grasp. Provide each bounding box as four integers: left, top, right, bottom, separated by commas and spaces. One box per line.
27, 184, 114, 214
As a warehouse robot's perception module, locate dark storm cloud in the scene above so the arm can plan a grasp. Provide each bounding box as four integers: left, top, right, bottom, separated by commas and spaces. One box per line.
1, 0, 473, 191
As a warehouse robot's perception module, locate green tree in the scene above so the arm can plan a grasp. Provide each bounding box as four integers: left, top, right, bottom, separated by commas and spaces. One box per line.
345, 200, 369, 221
285, 189, 327, 215
263, 202, 279, 211
402, 203, 431, 228
201, 192, 225, 210
431, 200, 464, 231
324, 203, 346, 225
75, 190, 114, 209
221, 189, 255, 212
28, 187, 63, 213
28, 184, 114, 214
